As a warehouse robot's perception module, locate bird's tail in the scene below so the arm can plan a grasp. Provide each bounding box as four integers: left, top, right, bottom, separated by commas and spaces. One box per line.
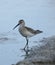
34, 30, 43, 34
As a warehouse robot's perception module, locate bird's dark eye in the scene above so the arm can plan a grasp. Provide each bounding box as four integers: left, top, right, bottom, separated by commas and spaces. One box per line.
19, 20, 24, 24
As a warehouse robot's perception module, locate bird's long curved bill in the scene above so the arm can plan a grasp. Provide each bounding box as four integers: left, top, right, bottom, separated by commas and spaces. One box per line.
13, 24, 19, 30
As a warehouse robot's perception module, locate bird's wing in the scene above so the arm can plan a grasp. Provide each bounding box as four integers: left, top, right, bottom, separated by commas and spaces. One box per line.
25, 26, 36, 34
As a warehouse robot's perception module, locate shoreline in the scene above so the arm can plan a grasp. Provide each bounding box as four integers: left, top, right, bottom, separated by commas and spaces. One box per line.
12, 35, 55, 65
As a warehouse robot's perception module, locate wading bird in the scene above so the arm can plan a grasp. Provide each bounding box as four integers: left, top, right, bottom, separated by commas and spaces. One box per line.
13, 20, 43, 50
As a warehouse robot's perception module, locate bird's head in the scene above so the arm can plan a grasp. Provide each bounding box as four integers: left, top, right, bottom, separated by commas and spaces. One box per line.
13, 19, 25, 30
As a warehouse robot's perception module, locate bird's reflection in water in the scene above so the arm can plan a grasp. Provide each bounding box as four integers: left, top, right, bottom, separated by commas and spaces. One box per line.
21, 45, 30, 58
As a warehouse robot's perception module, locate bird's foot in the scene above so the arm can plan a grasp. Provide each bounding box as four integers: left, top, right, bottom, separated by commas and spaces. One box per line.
20, 47, 26, 51
20, 47, 31, 58
20, 47, 30, 52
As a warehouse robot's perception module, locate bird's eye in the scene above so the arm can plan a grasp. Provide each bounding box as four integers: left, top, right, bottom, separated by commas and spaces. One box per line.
20, 21, 22, 24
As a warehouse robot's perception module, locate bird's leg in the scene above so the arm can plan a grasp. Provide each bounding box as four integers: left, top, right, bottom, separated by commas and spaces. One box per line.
21, 38, 30, 56
26, 38, 29, 50
24, 38, 29, 50
21, 38, 29, 51
24, 38, 29, 56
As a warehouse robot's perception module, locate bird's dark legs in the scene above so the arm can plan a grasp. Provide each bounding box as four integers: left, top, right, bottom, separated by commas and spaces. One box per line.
23, 37, 29, 56
21, 38, 30, 57
24, 37, 29, 50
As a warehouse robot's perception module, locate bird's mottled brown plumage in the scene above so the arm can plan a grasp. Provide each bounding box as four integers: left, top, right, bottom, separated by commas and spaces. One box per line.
25, 27, 43, 35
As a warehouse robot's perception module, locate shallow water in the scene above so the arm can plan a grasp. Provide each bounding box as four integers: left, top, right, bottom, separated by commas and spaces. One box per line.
0, 0, 55, 65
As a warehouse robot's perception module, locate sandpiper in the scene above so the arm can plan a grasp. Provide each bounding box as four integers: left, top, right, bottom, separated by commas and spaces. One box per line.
13, 19, 43, 50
